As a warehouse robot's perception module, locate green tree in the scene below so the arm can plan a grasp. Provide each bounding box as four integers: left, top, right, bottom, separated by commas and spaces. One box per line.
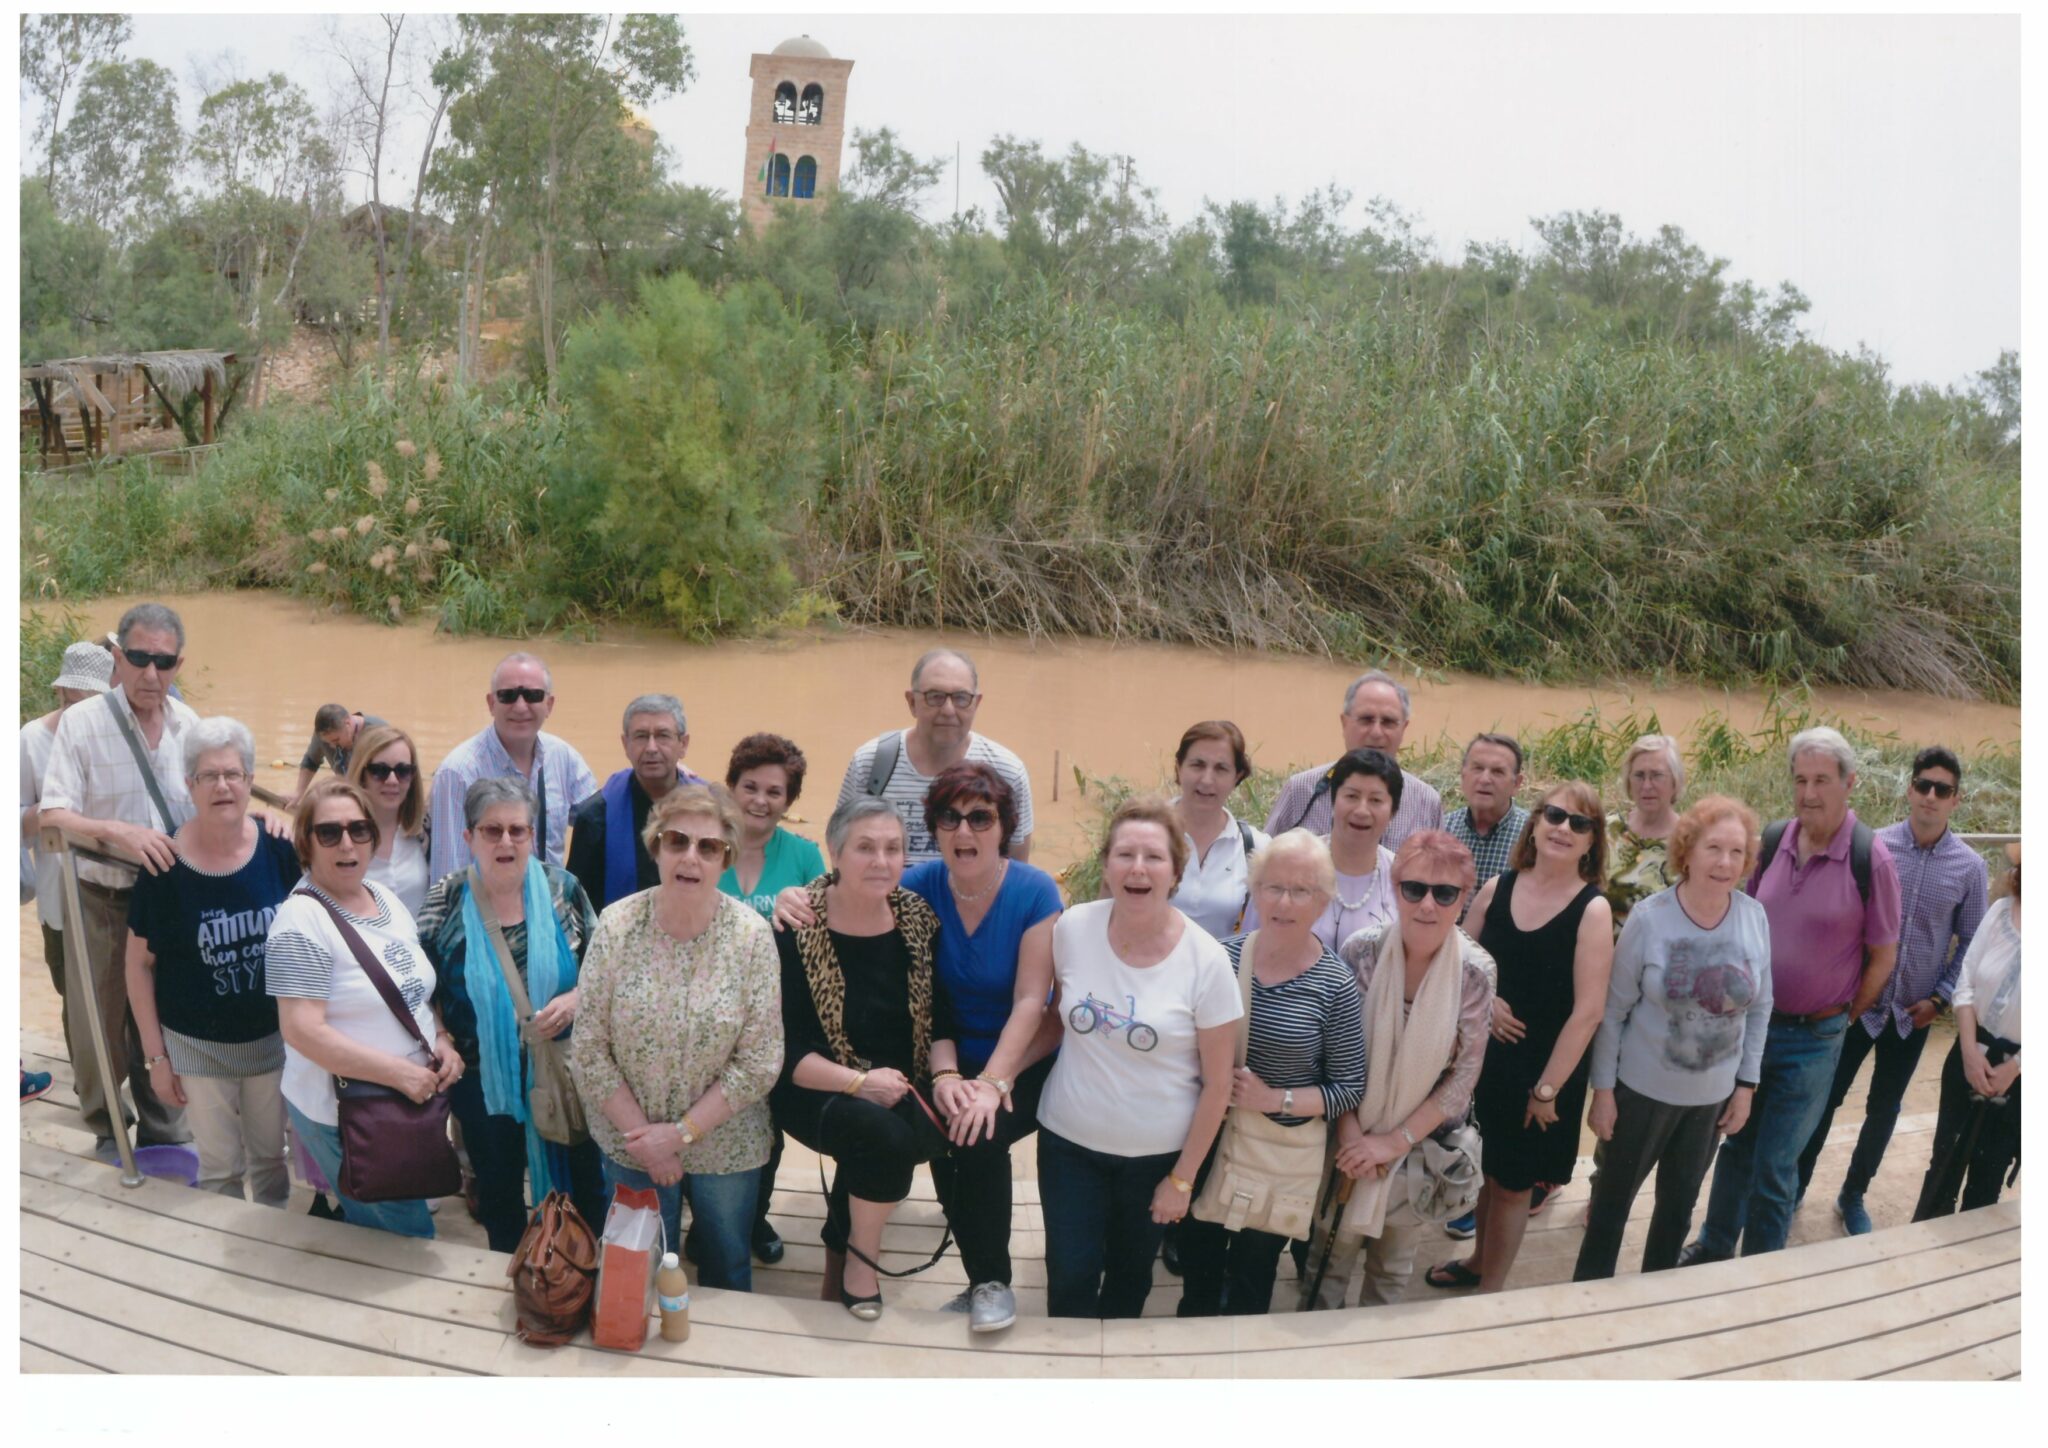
19, 178, 120, 360
53, 58, 181, 242
981, 134, 1164, 294
19, 12, 132, 190
842, 126, 947, 212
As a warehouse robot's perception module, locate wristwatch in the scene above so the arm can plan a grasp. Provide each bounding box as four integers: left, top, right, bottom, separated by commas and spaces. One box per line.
676, 1115, 699, 1147
1167, 1171, 1194, 1194
1735, 1079, 1759, 1091
981, 1074, 1013, 1097
1397, 1124, 1417, 1148
1282, 1088, 1295, 1115
143, 1054, 169, 1070
1531, 1081, 1558, 1104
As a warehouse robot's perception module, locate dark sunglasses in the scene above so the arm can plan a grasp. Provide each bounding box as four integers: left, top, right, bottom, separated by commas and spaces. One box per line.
363, 761, 416, 783
657, 828, 731, 863
1910, 777, 1957, 800
121, 647, 181, 673
1398, 880, 1464, 906
934, 806, 999, 833
311, 818, 376, 847
494, 686, 548, 705
1541, 803, 1598, 834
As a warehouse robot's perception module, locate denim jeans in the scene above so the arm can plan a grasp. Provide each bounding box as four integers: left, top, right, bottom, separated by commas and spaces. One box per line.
600, 1154, 759, 1292
285, 1101, 435, 1239
1695, 1012, 1849, 1256
1796, 1020, 1930, 1200
1037, 1127, 1179, 1319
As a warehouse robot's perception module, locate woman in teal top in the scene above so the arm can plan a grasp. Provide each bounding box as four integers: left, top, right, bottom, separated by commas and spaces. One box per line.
707, 731, 824, 1265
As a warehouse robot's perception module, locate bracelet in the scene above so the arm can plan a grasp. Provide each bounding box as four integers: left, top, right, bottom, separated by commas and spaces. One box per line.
980, 1074, 1013, 1097
930, 1069, 963, 1084
677, 1113, 701, 1146
1396, 1124, 1417, 1148
1166, 1172, 1193, 1194
143, 1054, 169, 1070
843, 1071, 867, 1096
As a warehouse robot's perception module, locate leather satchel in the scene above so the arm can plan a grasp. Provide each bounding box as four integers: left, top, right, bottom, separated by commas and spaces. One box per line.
506, 1190, 599, 1346
470, 869, 589, 1146
1191, 932, 1330, 1242
296, 888, 463, 1203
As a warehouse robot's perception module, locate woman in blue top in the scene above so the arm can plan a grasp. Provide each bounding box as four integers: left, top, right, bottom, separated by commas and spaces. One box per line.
775, 761, 1062, 1334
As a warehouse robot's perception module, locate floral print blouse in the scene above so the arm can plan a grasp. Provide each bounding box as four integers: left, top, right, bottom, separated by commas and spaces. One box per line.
569, 891, 785, 1176
1605, 814, 1675, 932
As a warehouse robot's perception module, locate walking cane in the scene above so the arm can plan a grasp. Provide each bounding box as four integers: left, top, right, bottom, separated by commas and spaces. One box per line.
1302, 1165, 1358, 1309
1913, 1088, 2007, 1220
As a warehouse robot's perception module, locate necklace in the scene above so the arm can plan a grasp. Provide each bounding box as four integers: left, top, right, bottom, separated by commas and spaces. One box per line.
951, 859, 1008, 903
1333, 867, 1381, 913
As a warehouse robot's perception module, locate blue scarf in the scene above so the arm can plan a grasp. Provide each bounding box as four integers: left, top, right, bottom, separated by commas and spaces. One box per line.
461, 859, 579, 1200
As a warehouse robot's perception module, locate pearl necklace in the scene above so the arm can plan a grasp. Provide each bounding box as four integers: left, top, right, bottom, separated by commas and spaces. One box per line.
1333, 867, 1381, 913
950, 859, 1008, 903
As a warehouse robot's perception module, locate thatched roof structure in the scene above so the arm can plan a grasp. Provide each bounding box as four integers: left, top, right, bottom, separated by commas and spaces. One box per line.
22, 350, 235, 409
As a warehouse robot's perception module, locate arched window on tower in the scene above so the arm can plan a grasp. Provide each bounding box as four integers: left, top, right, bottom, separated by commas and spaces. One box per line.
769, 153, 792, 197
793, 156, 818, 199
799, 83, 824, 125
773, 82, 797, 123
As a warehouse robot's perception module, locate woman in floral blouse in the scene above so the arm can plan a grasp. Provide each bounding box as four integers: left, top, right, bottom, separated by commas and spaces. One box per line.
569, 784, 783, 1291
1605, 734, 1685, 930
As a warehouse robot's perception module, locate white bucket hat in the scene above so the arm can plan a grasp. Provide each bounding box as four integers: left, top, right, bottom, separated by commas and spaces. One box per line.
52, 641, 114, 694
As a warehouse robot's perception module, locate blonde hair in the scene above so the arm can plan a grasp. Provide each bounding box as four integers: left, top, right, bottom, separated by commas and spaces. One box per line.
346, 724, 426, 836
641, 783, 740, 866
1249, 828, 1337, 902
1620, 733, 1685, 800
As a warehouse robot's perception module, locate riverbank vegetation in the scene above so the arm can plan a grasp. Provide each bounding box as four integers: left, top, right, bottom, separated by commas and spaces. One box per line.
18, 16, 2021, 698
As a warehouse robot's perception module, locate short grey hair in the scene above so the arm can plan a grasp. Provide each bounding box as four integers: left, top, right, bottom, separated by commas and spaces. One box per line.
183, 716, 254, 778
1343, 668, 1411, 720
910, 648, 979, 690
1248, 827, 1337, 902
491, 651, 553, 692
826, 795, 906, 856
622, 693, 687, 736
1621, 733, 1686, 796
1788, 726, 1858, 780
464, 775, 538, 831
118, 602, 186, 653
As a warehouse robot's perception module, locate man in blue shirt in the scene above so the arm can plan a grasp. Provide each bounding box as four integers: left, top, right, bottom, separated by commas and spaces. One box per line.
427, 653, 597, 879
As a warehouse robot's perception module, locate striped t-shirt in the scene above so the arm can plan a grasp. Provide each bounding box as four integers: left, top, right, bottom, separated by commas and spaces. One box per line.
1218, 933, 1368, 1124
834, 729, 1035, 864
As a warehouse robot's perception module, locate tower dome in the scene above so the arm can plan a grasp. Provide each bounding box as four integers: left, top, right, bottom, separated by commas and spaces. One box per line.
771, 35, 832, 58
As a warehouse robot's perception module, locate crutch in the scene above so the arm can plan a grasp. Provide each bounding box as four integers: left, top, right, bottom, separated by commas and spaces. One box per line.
1301, 1163, 1358, 1309
1913, 1087, 2007, 1220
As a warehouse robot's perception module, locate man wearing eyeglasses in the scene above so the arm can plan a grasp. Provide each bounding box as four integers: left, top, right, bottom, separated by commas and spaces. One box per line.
1264, 670, 1444, 852
1793, 746, 1986, 1234
428, 653, 598, 881
835, 648, 1035, 865
567, 693, 708, 910
37, 602, 200, 1160
287, 704, 386, 806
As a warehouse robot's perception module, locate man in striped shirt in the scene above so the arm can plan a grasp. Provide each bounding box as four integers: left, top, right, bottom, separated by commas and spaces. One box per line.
1795, 746, 1987, 1233
1264, 670, 1444, 851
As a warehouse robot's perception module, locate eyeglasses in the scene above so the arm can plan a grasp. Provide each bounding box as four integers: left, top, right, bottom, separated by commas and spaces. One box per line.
917, 689, 979, 711
626, 730, 682, 747
1397, 880, 1464, 906
933, 806, 999, 833
1541, 803, 1598, 834
1258, 882, 1321, 904
474, 822, 532, 843
364, 761, 416, 783
193, 769, 248, 789
311, 818, 376, 847
1911, 777, 1958, 800
121, 647, 180, 673
494, 686, 547, 705
657, 828, 731, 863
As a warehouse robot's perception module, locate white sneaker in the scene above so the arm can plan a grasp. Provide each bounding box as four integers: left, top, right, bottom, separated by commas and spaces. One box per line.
968, 1280, 1016, 1333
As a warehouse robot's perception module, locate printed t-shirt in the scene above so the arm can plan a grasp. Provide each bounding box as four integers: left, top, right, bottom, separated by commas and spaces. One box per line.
720, 826, 827, 920
903, 857, 1064, 1068
127, 831, 302, 1044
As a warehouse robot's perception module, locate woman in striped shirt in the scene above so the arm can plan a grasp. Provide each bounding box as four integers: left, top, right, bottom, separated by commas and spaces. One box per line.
1176, 830, 1367, 1315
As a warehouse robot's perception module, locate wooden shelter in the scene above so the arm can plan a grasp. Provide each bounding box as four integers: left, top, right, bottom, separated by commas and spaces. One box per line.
20, 350, 242, 467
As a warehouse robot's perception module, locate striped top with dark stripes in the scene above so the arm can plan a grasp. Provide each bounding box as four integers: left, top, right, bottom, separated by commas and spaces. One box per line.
1219, 932, 1368, 1125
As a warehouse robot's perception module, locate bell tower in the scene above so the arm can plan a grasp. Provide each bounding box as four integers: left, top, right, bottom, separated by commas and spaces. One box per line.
743, 35, 855, 231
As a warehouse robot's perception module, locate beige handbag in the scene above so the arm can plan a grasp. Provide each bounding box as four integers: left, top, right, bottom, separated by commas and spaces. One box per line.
1190, 932, 1330, 1241
472, 869, 590, 1146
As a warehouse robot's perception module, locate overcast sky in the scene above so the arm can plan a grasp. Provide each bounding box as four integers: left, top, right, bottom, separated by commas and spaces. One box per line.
26, 8, 2020, 388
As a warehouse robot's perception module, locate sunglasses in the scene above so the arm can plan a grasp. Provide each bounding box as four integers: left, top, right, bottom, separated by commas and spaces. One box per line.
363, 761, 416, 783
933, 806, 999, 833
311, 818, 376, 847
494, 686, 548, 705
657, 828, 731, 863
475, 822, 532, 843
121, 647, 181, 673
1397, 880, 1464, 906
1910, 777, 1958, 800
1541, 803, 1598, 834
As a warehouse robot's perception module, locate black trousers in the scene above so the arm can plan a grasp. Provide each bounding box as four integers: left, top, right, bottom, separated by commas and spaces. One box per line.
1796, 1019, 1930, 1200
926, 1056, 1050, 1287
774, 1083, 924, 1254
448, 1070, 607, 1253
1913, 1039, 2022, 1219
1573, 1081, 1723, 1281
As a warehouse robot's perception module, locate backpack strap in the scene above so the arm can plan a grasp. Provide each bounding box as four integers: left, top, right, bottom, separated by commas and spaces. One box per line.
1756, 817, 1871, 904
864, 731, 903, 799
1757, 818, 1791, 882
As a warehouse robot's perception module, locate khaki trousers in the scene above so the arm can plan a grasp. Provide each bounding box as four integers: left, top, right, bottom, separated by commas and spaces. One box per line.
67, 880, 188, 1146
182, 1069, 290, 1207
1304, 1161, 1430, 1309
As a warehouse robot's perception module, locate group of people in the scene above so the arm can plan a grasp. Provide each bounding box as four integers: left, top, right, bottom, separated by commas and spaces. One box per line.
19, 608, 2021, 1335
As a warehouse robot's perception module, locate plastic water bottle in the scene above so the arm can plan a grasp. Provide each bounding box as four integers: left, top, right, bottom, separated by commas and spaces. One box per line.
656, 1251, 691, 1342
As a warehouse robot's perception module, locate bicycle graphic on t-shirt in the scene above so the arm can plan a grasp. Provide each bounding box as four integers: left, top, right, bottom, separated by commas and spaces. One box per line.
1069, 993, 1158, 1051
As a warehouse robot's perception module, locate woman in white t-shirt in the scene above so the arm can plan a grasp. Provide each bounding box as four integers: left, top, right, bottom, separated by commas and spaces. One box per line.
346, 725, 432, 919
1037, 796, 1242, 1318
265, 778, 462, 1237
1171, 720, 1270, 940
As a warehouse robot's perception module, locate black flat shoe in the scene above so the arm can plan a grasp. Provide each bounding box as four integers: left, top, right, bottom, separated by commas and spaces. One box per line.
752, 1219, 785, 1266
839, 1283, 883, 1321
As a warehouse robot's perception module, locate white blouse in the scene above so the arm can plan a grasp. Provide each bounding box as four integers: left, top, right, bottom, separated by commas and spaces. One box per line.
1174, 807, 1269, 940
366, 830, 431, 920
1951, 896, 2022, 1046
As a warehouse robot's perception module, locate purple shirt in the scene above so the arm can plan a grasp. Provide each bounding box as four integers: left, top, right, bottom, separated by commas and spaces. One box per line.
1863, 821, 1987, 1038
1748, 809, 1902, 1016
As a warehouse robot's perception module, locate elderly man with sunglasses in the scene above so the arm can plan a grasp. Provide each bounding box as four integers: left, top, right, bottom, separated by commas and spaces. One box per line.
1793, 746, 1987, 1233
37, 602, 202, 1160
428, 653, 598, 882
835, 648, 1035, 865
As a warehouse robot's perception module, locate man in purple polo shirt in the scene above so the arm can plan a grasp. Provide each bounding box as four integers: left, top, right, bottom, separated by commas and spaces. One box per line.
1794, 745, 1986, 1232
1680, 726, 1901, 1263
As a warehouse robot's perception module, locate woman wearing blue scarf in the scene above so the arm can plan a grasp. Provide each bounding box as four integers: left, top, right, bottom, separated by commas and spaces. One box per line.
419, 776, 603, 1251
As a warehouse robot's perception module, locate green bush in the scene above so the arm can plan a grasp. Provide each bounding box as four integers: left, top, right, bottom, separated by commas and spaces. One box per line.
18, 607, 83, 723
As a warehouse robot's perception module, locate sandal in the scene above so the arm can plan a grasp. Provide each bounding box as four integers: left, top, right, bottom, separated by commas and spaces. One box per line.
1424, 1259, 1482, 1290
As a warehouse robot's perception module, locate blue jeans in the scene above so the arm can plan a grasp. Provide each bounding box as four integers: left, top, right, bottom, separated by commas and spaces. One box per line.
600, 1155, 759, 1292
1695, 1012, 1850, 1256
1037, 1127, 1179, 1319
286, 1101, 435, 1239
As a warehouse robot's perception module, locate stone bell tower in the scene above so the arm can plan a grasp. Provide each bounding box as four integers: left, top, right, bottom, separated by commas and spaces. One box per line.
742, 35, 855, 232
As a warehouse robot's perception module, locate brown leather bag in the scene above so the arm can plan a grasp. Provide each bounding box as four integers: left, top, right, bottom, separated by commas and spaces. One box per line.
506, 1190, 599, 1346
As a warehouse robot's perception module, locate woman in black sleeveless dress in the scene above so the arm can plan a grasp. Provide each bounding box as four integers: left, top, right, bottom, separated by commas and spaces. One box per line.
1427, 783, 1613, 1293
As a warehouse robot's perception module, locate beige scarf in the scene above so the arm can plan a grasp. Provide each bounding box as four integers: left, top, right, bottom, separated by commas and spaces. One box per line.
1339, 923, 1466, 1237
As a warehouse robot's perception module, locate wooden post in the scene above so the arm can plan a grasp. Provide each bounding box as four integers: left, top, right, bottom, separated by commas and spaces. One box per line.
201, 371, 216, 444
44, 825, 144, 1188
